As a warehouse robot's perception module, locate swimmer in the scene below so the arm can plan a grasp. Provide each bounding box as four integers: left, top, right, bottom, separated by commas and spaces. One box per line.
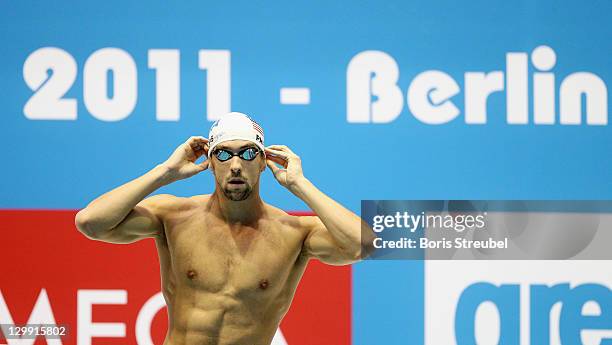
75, 112, 376, 345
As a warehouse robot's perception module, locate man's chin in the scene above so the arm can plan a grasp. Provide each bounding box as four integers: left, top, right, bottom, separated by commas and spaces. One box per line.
223, 187, 252, 201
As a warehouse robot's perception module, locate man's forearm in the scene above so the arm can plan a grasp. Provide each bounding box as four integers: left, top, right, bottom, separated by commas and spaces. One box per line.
290, 178, 371, 257
76, 164, 175, 233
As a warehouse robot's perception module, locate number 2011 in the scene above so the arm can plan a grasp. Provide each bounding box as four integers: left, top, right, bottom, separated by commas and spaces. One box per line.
23, 47, 230, 121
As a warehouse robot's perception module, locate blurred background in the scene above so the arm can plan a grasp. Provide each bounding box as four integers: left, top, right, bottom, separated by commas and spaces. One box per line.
1, 1, 610, 344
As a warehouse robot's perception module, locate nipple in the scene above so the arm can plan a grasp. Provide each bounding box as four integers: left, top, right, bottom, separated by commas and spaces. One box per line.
259, 279, 269, 290
187, 269, 197, 280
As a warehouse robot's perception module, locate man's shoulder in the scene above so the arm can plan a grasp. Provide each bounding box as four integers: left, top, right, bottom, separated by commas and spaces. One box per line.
263, 203, 317, 230
263, 203, 292, 220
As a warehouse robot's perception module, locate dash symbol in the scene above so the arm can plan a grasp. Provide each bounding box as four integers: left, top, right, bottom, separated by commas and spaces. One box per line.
280, 88, 310, 105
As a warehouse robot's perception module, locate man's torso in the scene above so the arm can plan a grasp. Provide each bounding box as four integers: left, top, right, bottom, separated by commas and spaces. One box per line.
154, 195, 311, 345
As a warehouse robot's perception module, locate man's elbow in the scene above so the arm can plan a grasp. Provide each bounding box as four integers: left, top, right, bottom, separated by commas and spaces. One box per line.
338, 240, 376, 263
358, 223, 378, 260
75, 210, 106, 239
344, 241, 376, 262
360, 239, 377, 259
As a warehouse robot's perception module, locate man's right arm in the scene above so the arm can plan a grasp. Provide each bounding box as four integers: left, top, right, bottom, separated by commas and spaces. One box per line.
75, 136, 209, 244
75, 165, 175, 243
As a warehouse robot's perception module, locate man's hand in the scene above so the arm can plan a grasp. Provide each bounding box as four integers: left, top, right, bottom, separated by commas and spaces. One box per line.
265, 145, 306, 191
162, 136, 209, 181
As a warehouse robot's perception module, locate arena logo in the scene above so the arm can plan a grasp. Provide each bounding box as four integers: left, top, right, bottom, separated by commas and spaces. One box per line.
455, 281, 612, 344
347, 46, 608, 125
425, 261, 612, 345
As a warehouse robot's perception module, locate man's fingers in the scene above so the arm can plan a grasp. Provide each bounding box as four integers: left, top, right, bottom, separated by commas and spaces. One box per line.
189, 137, 207, 150
198, 159, 209, 171
266, 145, 291, 154
266, 146, 299, 163
189, 146, 207, 162
267, 144, 297, 155
265, 151, 286, 162
281, 145, 296, 155
265, 147, 289, 159
266, 144, 288, 149
186, 136, 210, 162
266, 153, 288, 168
187, 136, 209, 150
191, 143, 205, 152
266, 160, 287, 180
266, 160, 281, 174
266, 160, 287, 181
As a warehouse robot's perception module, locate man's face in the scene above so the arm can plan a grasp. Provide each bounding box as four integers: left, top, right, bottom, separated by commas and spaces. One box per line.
209, 139, 265, 201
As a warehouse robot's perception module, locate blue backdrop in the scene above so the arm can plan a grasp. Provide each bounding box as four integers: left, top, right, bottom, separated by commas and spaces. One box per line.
2, 1, 610, 343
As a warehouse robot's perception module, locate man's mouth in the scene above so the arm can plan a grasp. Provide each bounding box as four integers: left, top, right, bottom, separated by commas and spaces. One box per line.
228, 179, 245, 185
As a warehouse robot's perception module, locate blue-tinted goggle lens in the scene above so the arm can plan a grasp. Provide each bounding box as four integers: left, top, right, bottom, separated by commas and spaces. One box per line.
214, 147, 259, 162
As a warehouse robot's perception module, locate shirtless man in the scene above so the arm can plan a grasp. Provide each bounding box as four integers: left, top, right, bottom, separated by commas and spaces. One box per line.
75, 112, 375, 345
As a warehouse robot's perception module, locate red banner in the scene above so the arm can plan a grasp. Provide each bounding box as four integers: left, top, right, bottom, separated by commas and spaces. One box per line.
0, 210, 350, 345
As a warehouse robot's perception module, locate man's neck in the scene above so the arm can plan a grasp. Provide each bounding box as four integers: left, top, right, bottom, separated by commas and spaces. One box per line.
210, 189, 264, 225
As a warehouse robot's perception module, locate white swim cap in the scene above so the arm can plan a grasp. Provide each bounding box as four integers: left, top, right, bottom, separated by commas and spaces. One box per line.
207, 112, 265, 157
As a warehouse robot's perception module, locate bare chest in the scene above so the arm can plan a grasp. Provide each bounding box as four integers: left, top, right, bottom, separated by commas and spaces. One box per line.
163, 214, 306, 297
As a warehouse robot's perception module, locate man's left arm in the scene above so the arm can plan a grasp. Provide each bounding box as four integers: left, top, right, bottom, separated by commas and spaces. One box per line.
265, 145, 377, 265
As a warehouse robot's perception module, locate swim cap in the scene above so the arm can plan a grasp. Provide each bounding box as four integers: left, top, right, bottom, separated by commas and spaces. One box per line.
207, 112, 265, 157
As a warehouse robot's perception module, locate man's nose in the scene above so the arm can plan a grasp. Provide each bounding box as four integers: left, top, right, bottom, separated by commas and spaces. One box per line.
229, 156, 242, 174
